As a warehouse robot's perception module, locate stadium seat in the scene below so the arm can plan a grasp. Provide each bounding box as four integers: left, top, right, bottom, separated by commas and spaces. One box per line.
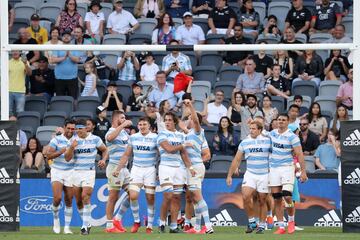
21, 126, 34, 139
233, 125, 241, 139
173, 18, 183, 28
305, 156, 315, 173
9, 33, 18, 44
116, 81, 134, 106
39, 19, 53, 35
200, 52, 223, 72
214, 81, 236, 101
70, 111, 94, 120
126, 111, 146, 125
252, 1, 266, 26
103, 34, 127, 45
206, 34, 226, 44
14, 2, 37, 21
96, 84, 106, 99
138, 81, 155, 93
321, 110, 334, 126
128, 33, 152, 44
36, 126, 58, 146
309, 33, 332, 43
228, 2, 240, 14
77, 2, 88, 19
17, 111, 41, 134
102, 53, 119, 69
315, 96, 337, 113
43, 111, 67, 127
136, 18, 158, 35
11, 18, 30, 34
39, 2, 62, 23
295, 33, 308, 43
259, 95, 285, 113
332, 1, 343, 12
153, 52, 168, 66
193, 99, 205, 112
122, 2, 136, 13
256, 35, 281, 44
24, 95, 48, 119
49, 96, 74, 117
100, 2, 113, 21
319, 80, 341, 97
287, 95, 312, 110
192, 18, 209, 35
342, 16, 353, 35
21, 0, 43, 9
202, 125, 217, 145
191, 81, 212, 101
77, 96, 101, 116
218, 65, 242, 82
209, 155, 233, 173
268, 1, 292, 31
193, 66, 217, 88
315, 50, 329, 63
182, 51, 198, 70
291, 81, 317, 102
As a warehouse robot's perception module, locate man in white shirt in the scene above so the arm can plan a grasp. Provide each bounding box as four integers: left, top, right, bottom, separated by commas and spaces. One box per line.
204, 90, 227, 126
175, 12, 205, 45
85, 1, 105, 38
140, 53, 159, 81
107, 0, 139, 35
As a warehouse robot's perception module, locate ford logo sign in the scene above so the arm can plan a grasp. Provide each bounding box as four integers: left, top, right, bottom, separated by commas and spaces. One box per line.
20, 196, 62, 214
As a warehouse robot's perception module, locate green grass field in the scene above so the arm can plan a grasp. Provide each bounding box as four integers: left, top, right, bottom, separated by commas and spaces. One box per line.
1, 227, 359, 240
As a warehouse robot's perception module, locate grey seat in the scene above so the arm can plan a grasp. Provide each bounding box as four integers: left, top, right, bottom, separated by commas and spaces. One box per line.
102, 53, 119, 69
172, 18, 183, 28
214, 81, 236, 101
268, 1, 292, 31
126, 111, 146, 125
128, 34, 152, 45
256, 35, 281, 44
200, 52, 223, 72
192, 18, 209, 35
24, 96, 48, 119
116, 81, 134, 106
39, 3, 62, 23
49, 96, 74, 117
342, 16, 353, 35
70, 111, 94, 120
205, 34, 226, 44
136, 18, 158, 35
209, 155, 233, 173
252, 2, 266, 26
305, 156, 315, 173
319, 80, 341, 97
295, 33, 307, 43
218, 65, 242, 82
153, 52, 168, 66
292, 81, 317, 102
193, 66, 217, 88
43, 111, 67, 126
264, 96, 285, 113
321, 110, 334, 126
17, 111, 41, 134
36, 126, 58, 146
202, 126, 217, 145
21, 126, 34, 139
191, 81, 212, 101
103, 34, 126, 45
77, 96, 101, 116
97, 84, 106, 99
14, 3, 37, 21
314, 96, 337, 113
309, 33, 333, 43
193, 99, 205, 112
100, 2, 114, 20
183, 51, 197, 70
11, 18, 30, 34
77, 2, 88, 19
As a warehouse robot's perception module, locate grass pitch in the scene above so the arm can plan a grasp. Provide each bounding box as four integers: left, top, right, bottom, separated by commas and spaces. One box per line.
1, 227, 359, 240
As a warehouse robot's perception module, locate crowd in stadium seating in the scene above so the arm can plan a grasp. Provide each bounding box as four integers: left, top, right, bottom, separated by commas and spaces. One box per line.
7, 0, 353, 174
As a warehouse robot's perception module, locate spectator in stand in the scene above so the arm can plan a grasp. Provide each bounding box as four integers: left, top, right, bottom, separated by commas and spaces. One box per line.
269, 118, 278, 131
273, 49, 294, 81
262, 15, 281, 38
126, 83, 145, 112
85, 0, 105, 40
45, 27, 63, 65
281, 27, 303, 62
162, 39, 192, 80
55, 0, 84, 34
239, 94, 263, 140
107, 0, 139, 35
330, 105, 349, 132
265, 64, 290, 100
253, 41, 273, 79
8, 3, 15, 32
72, 25, 92, 63
212, 116, 239, 156
293, 49, 324, 87
235, 57, 266, 95
164, 0, 189, 18
285, 0, 311, 35
314, 129, 341, 171
94, 106, 111, 142
325, 24, 352, 56
227, 91, 246, 126
208, 0, 237, 36
28, 56, 55, 102
102, 81, 124, 111
299, 118, 320, 156
134, 0, 165, 18
116, 50, 140, 81
310, 0, 342, 35
293, 95, 309, 117
22, 137, 45, 171
137, 39, 152, 66
176, 12, 205, 45
223, 23, 252, 67
336, 68, 353, 110
155, 100, 172, 132
148, 71, 184, 111
341, 0, 353, 16
324, 49, 351, 82
238, 0, 260, 38
191, 0, 214, 18
52, 29, 82, 99
9, 116, 28, 153
27, 14, 48, 44
9, 51, 32, 116
203, 90, 227, 126
85, 118, 96, 133
140, 53, 159, 81
14, 28, 40, 66
144, 101, 158, 132
80, 61, 98, 97
308, 102, 328, 143
152, 13, 177, 44
288, 104, 300, 131
261, 95, 279, 131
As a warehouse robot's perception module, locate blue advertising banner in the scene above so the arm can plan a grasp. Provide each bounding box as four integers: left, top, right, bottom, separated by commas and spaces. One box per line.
20, 177, 341, 227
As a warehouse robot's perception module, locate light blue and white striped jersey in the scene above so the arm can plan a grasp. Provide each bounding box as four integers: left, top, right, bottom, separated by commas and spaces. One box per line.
73, 133, 104, 170
185, 129, 208, 165
49, 134, 73, 170
238, 134, 271, 175
105, 128, 129, 165
129, 132, 158, 167
157, 130, 185, 167
268, 129, 301, 168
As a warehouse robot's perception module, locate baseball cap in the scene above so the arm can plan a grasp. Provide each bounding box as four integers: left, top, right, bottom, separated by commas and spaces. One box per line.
62, 28, 72, 36
132, 82, 143, 89
37, 56, 48, 63
114, 0, 123, 4
183, 12, 193, 18
107, 81, 117, 87
31, 14, 40, 21
96, 105, 107, 115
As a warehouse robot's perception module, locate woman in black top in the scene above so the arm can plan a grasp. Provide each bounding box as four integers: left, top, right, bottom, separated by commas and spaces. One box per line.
22, 137, 44, 171
212, 116, 239, 155
293, 49, 324, 87
227, 91, 245, 126
324, 49, 351, 82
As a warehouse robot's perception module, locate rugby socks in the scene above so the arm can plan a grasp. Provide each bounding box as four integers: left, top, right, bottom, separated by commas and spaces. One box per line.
147, 205, 155, 228
78, 208, 84, 221
106, 220, 113, 228
185, 218, 191, 226
130, 200, 140, 223
194, 199, 212, 230
278, 221, 285, 229
288, 215, 295, 222
159, 219, 166, 226
52, 204, 59, 220
248, 217, 256, 224
170, 222, 177, 230
82, 204, 91, 229
64, 207, 73, 228
255, 217, 260, 224
115, 193, 130, 220
267, 210, 273, 217
177, 211, 182, 220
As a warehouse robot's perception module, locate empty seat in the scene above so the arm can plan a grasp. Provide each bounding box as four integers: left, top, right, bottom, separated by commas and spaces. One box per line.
342, 16, 353, 35
11, 18, 30, 34
191, 81, 212, 101
268, 1, 292, 31
315, 96, 337, 113
17, 111, 41, 134
200, 52, 223, 72
14, 3, 37, 21
172, 18, 183, 28
9, 33, 18, 44
39, 3, 62, 22
252, 2, 266, 26
193, 99, 205, 112
97, 84, 106, 99
103, 34, 126, 45
21, 126, 34, 139
116, 81, 134, 106
256, 35, 281, 44
36, 126, 58, 146
309, 33, 333, 43
39, 19, 53, 35
319, 80, 341, 97
122, 2, 136, 12
43, 111, 67, 126
182, 51, 197, 70
209, 155, 233, 173
77, 96, 101, 116
214, 81, 236, 100
295, 33, 307, 43
287, 95, 312, 109
202, 125, 217, 145
267, 96, 285, 112
126, 111, 146, 125
128, 33, 152, 45
70, 111, 94, 120
292, 81, 317, 102
153, 52, 168, 66
136, 18, 158, 35
24, 96, 48, 119
49, 96, 74, 117
205, 34, 226, 44
192, 18, 209, 35
102, 53, 119, 69
193, 66, 217, 88
321, 110, 334, 126
77, 2, 88, 19
348, 110, 353, 120
100, 2, 113, 20
218, 65, 242, 82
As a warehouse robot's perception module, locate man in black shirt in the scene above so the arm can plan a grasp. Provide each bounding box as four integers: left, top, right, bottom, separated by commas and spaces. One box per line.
265, 64, 290, 100
285, 0, 312, 35
13, 28, 40, 65
101, 81, 124, 111
281, 27, 303, 62
94, 105, 111, 142
208, 0, 237, 36
192, 0, 214, 17
126, 83, 145, 112
28, 56, 55, 101
310, 0, 342, 35
299, 118, 320, 156
224, 23, 252, 67
253, 40, 273, 79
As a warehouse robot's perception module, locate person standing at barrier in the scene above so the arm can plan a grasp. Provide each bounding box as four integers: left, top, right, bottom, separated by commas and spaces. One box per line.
226, 120, 271, 234
104, 110, 132, 233
46, 119, 76, 234
113, 117, 158, 234
267, 114, 307, 234
64, 119, 108, 235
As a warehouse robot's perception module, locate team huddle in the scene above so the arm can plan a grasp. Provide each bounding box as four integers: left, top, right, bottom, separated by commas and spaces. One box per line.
46, 97, 307, 235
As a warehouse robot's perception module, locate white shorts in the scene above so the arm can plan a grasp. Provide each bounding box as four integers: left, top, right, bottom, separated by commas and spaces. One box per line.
130, 165, 156, 187
50, 168, 74, 187
73, 170, 96, 188
158, 165, 179, 186
242, 171, 269, 193
269, 165, 295, 190
187, 164, 205, 190
106, 164, 130, 191
174, 167, 187, 186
